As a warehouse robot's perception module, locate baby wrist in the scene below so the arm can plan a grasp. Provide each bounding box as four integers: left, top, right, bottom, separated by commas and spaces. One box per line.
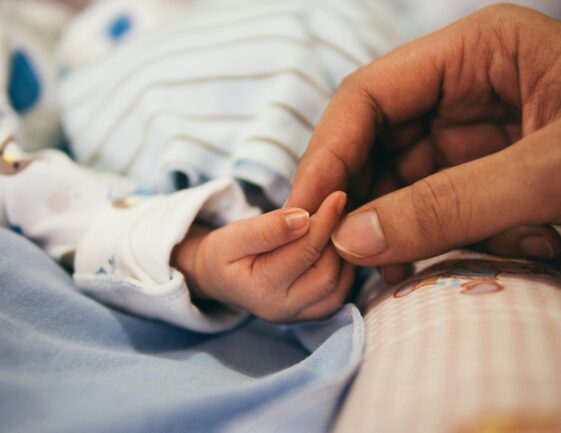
170, 223, 212, 300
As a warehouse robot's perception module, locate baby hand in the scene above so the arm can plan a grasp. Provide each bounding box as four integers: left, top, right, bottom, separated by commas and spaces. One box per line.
172, 192, 353, 323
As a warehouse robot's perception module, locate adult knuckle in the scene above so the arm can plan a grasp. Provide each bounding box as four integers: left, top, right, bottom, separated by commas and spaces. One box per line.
476, 3, 523, 21
469, 4, 520, 45
410, 172, 465, 249
474, 2, 542, 43
409, 179, 443, 244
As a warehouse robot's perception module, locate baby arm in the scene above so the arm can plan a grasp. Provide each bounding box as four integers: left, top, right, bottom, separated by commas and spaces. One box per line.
1, 135, 261, 332
172, 192, 354, 323
2, 130, 349, 326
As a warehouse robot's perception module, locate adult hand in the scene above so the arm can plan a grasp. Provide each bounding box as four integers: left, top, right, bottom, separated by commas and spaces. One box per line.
286, 4, 561, 282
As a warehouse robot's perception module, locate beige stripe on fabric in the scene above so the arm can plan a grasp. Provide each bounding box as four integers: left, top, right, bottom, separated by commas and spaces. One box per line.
244, 135, 300, 164
62, 5, 367, 103
118, 102, 313, 174
66, 33, 326, 110
80, 69, 328, 166
165, 133, 229, 157
310, 35, 363, 66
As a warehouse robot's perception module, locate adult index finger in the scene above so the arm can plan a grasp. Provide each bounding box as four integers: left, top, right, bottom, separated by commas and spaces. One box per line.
286, 20, 450, 212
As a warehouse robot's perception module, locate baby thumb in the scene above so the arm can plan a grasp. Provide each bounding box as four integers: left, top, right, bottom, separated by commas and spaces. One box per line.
331, 140, 552, 266
222, 207, 311, 260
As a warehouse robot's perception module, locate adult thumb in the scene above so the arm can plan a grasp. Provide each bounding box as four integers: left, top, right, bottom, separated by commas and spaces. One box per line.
331, 128, 561, 266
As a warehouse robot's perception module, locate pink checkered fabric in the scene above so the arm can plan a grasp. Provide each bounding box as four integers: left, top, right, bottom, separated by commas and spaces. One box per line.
335, 253, 561, 433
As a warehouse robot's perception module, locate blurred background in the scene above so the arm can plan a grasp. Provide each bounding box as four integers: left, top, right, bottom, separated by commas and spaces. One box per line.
396, 0, 561, 38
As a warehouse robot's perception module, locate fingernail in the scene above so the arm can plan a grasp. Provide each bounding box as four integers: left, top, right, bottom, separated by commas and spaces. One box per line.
520, 236, 555, 259
332, 209, 387, 258
284, 209, 310, 231
336, 192, 347, 215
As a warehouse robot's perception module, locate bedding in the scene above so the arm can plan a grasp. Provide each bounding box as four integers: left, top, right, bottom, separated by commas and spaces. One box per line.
0, 227, 363, 433
335, 252, 561, 433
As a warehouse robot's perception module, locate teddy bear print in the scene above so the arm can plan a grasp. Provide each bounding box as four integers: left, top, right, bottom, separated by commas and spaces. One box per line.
393, 259, 561, 299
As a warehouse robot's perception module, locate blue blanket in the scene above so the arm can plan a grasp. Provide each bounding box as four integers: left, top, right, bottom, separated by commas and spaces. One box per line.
0, 228, 364, 433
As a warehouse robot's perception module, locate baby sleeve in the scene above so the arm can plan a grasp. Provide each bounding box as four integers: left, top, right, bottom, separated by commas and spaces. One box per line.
73, 179, 257, 333
0, 137, 256, 333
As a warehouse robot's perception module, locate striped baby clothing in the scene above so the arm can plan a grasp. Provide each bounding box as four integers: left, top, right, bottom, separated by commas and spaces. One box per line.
57, 0, 403, 206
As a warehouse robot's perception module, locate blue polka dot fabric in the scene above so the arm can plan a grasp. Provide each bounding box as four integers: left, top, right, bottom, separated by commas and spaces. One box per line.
10, 225, 23, 235
8, 49, 41, 114
106, 13, 133, 41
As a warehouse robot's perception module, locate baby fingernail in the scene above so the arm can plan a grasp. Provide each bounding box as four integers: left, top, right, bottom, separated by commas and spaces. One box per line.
520, 236, 555, 259
284, 209, 309, 230
336, 192, 347, 215
332, 209, 387, 258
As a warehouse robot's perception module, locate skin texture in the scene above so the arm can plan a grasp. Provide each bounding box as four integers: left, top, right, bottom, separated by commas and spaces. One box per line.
171, 191, 354, 323
286, 4, 561, 282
